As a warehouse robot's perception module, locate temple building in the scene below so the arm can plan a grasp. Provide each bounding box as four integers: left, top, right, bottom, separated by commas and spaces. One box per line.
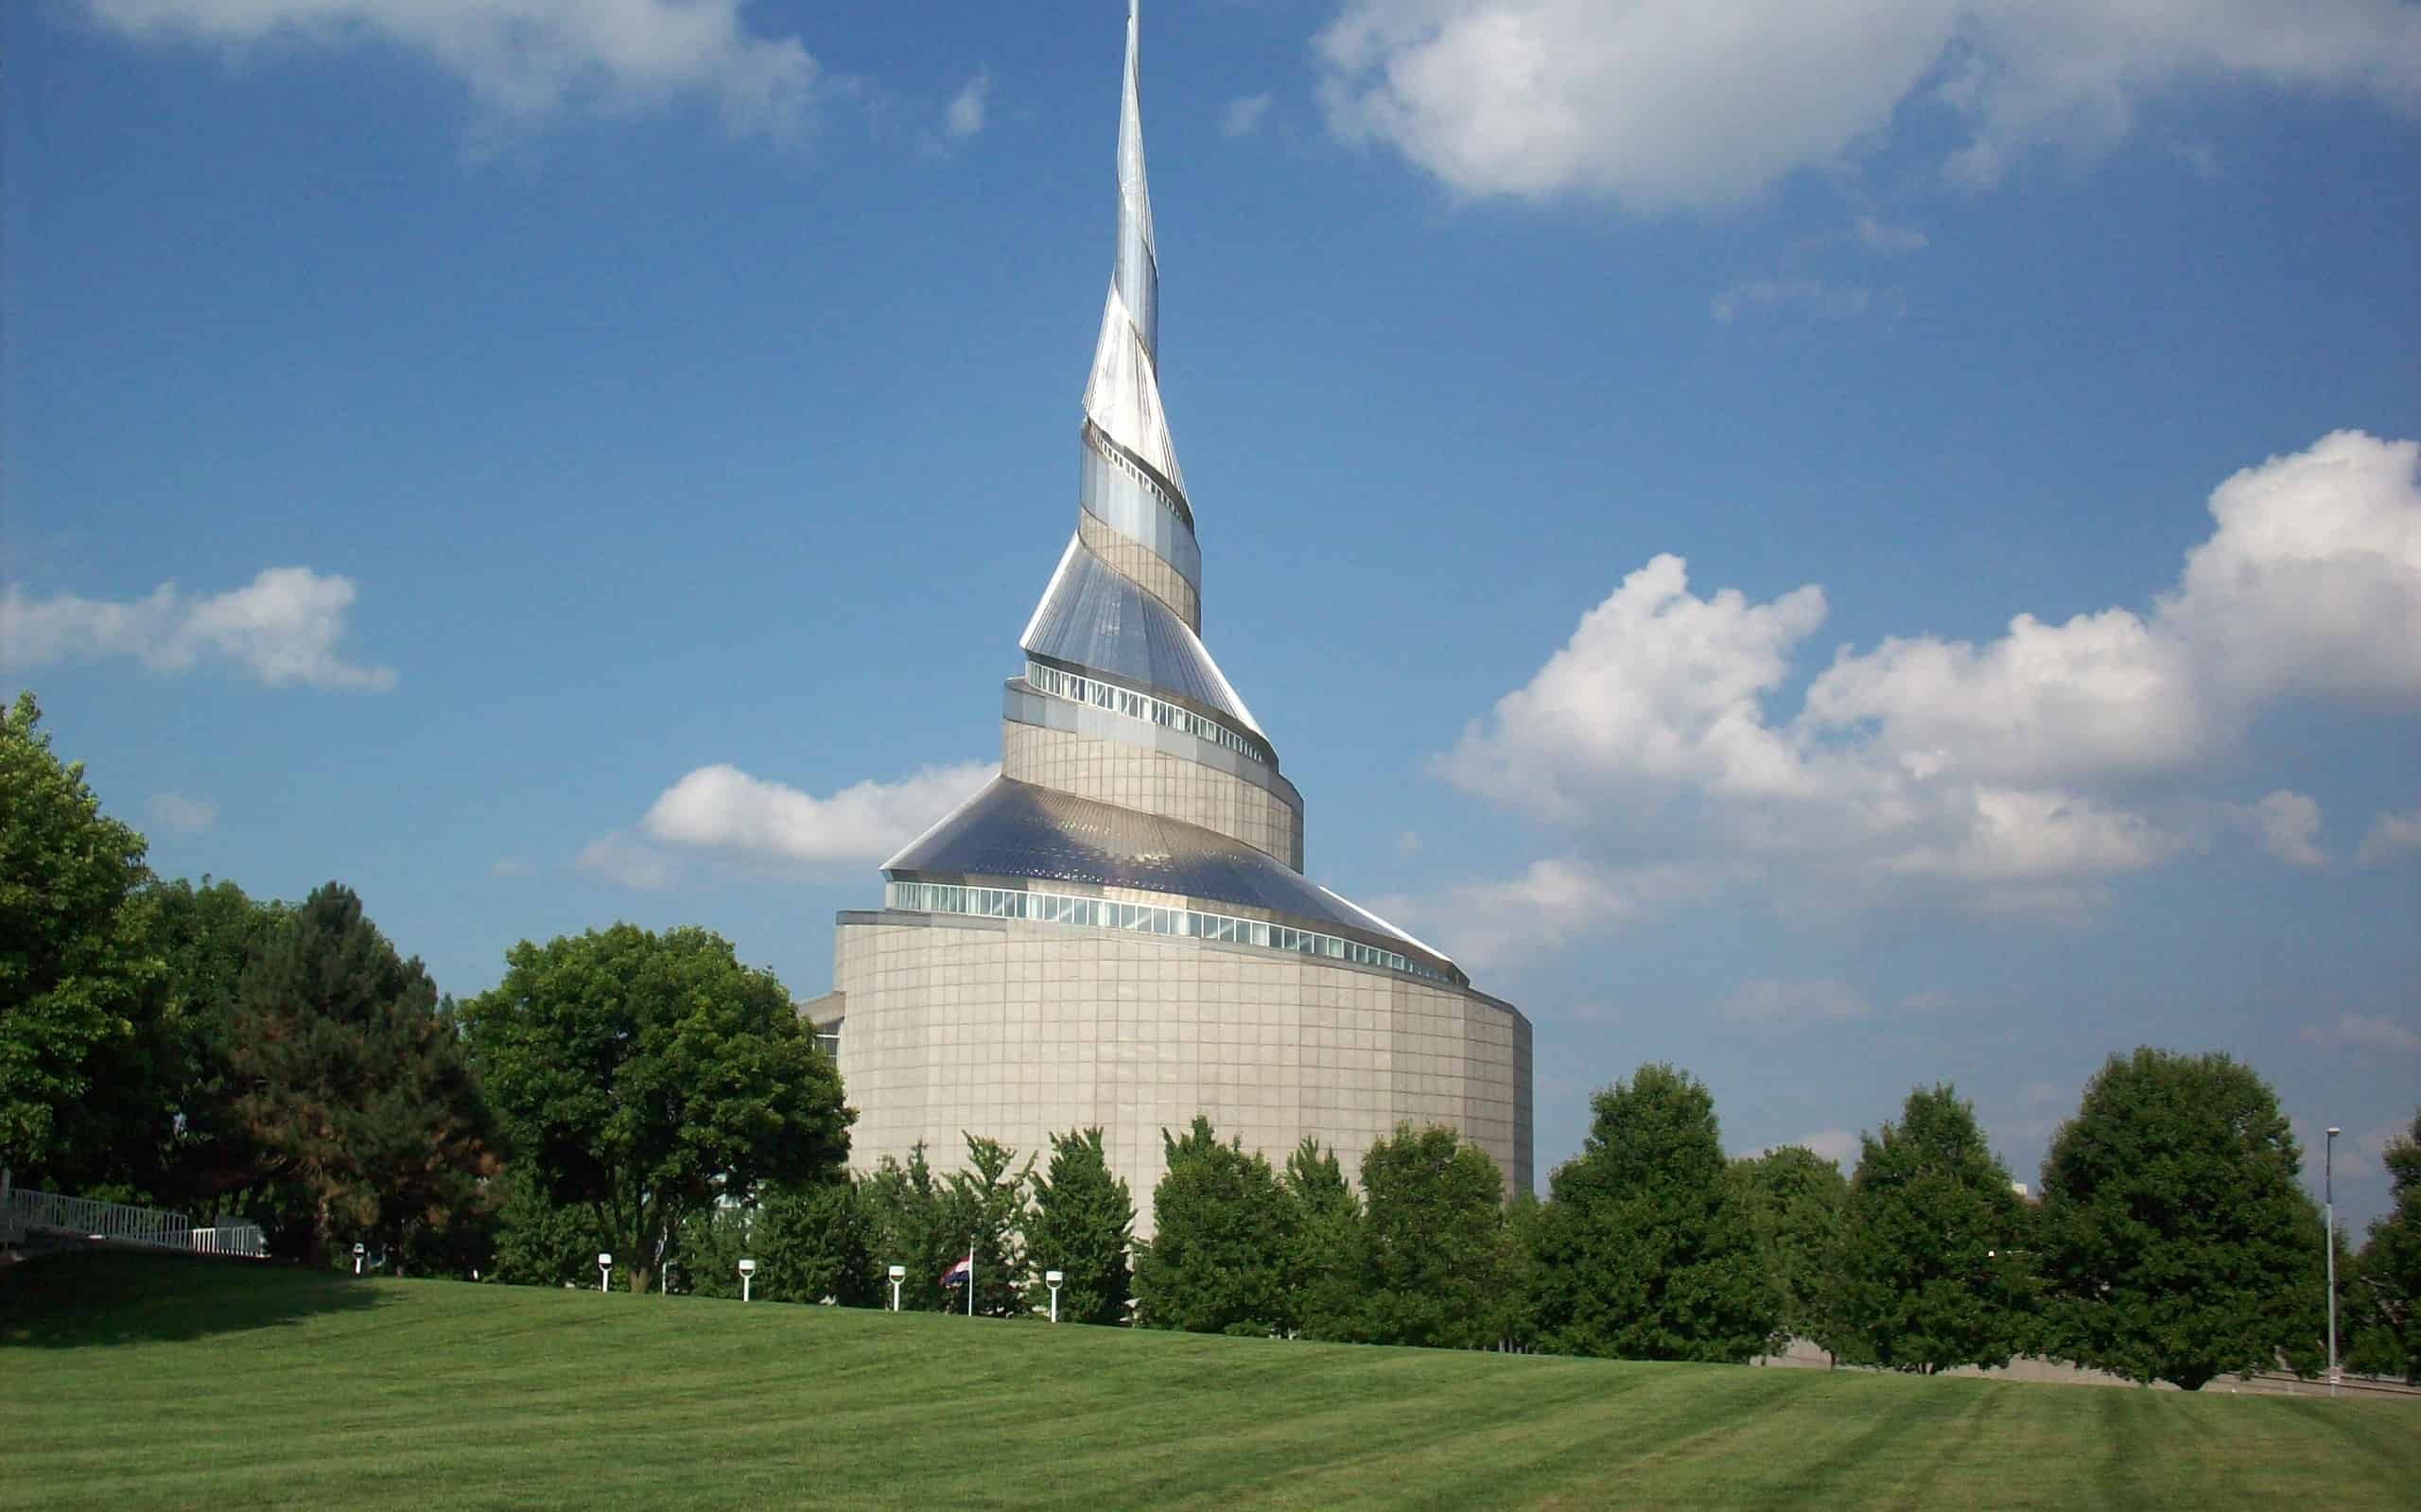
807, 4, 1531, 1221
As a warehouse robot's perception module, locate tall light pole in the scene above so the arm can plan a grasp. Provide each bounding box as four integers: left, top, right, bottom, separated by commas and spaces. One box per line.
2326, 1126, 2341, 1398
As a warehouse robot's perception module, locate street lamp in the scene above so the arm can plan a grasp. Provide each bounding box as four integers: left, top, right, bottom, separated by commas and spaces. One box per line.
887, 1264, 905, 1312
2326, 1126, 2341, 1398
739, 1258, 757, 1303
352, 1242, 365, 1277
1045, 1269, 1065, 1324
598, 1252, 614, 1294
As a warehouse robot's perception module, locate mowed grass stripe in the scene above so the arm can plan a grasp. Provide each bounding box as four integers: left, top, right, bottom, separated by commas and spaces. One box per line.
4, 1253, 2416, 1511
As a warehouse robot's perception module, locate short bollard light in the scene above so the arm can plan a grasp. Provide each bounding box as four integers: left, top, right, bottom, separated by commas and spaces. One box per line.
1045, 1269, 1065, 1324
598, 1252, 614, 1293
739, 1258, 758, 1302
352, 1242, 366, 1277
887, 1263, 906, 1312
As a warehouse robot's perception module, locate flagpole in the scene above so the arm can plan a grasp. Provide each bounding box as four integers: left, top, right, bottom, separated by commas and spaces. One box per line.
967, 1237, 976, 1317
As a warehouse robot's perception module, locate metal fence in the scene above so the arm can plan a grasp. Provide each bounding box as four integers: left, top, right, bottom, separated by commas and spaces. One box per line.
0, 1178, 265, 1259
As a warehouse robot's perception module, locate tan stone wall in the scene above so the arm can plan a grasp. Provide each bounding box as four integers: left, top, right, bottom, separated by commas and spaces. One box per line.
832, 912, 1531, 1237
1078, 509, 1200, 632
1001, 720, 1305, 870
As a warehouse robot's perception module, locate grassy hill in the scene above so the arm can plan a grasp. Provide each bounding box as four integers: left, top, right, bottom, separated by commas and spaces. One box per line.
4, 1252, 2415, 1510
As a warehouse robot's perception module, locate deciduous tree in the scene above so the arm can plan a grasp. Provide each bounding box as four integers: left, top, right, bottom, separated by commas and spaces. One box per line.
1527, 1064, 1773, 1363
1134, 1116, 1291, 1334
1349, 1124, 1509, 1349
1025, 1127, 1134, 1325
1738, 1144, 1849, 1351
1833, 1086, 2037, 1373
461, 924, 850, 1294
2349, 1109, 2421, 1382
2037, 1049, 2325, 1390
1281, 1138, 1360, 1341
0, 692, 160, 1172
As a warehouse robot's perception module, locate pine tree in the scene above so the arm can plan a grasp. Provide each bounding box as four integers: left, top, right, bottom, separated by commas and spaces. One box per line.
1025, 1127, 1135, 1325
229, 883, 494, 1266
945, 1135, 1035, 1317
1834, 1085, 2037, 1373
1282, 1138, 1361, 1341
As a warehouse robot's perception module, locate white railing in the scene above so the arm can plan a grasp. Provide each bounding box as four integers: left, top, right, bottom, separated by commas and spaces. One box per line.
0, 1177, 264, 1259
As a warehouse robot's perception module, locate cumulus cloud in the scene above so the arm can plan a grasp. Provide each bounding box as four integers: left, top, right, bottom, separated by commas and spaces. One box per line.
147, 791, 217, 833
1792, 1128, 1860, 1165
0, 566, 396, 690
640, 760, 995, 863
1314, 0, 2421, 206
2357, 807, 2421, 864
1716, 978, 1872, 1024
944, 69, 990, 140
1435, 430, 2421, 930
1368, 855, 1729, 969
84, 0, 826, 139
1220, 91, 1275, 137
2231, 791, 2326, 867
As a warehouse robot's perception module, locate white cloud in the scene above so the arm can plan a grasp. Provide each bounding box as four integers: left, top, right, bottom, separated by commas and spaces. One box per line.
84, 0, 825, 139
1712, 279, 1895, 324
2357, 806, 2421, 864
1220, 91, 1275, 137
573, 832, 678, 891
0, 566, 396, 690
2232, 790, 2326, 867
944, 69, 989, 140
639, 760, 995, 863
1367, 855, 1728, 969
490, 856, 535, 878
1854, 216, 1928, 253
1716, 978, 1872, 1024
1793, 1128, 1859, 1165
2305, 1014, 2421, 1053
147, 791, 217, 833
1435, 431, 2421, 932
1314, 0, 2421, 206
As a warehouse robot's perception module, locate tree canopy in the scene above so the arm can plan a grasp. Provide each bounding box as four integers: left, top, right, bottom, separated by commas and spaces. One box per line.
2037, 1048, 2323, 1390
1347, 1124, 1510, 1349
1026, 1127, 1134, 1325
1832, 1085, 2037, 1373
462, 924, 851, 1293
229, 883, 496, 1267
2350, 1108, 2421, 1382
1737, 1143, 1850, 1347
1527, 1064, 1774, 1362
1134, 1117, 1292, 1335
0, 691, 160, 1172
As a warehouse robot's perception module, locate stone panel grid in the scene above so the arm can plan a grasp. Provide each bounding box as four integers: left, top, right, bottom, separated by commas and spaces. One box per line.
1001, 720, 1305, 869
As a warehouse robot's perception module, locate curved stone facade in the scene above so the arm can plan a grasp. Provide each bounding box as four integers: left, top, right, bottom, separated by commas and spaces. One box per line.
830, 910, 1531, 1235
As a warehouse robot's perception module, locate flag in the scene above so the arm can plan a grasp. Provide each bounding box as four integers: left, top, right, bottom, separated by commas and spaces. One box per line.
940, 1251, 973, 1287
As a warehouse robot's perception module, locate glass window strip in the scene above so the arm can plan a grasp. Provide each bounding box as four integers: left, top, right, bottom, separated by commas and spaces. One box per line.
1025, 661, 1267, 766
884, 879, 1448, 984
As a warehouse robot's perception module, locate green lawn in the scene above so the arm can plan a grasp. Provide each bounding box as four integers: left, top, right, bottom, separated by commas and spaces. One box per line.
3, 1252, 2414, 1510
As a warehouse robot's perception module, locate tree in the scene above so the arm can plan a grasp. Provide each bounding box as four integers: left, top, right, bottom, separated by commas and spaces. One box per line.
462, 924, 853, 1294
1833, 1085, 2038, 1373
2037, 1049, 2325, 1390
863, 1141, 962, 1312
946, 1135, 1035, 1318
1737, 1144, 1850, 1350
756, 1180, 880, 1308
2349, 1109, 2421, 1382
0, 691, 161, 1173
1025, 1127, 1134, 1325
1134, 1116, 1291, 1334
1349, 1124, 1510, 1349
229, 883, 496, 1266
489, 1165, 598, 1288
1281, 1138, 1361, 1341
1527, 1064, 1774, 1363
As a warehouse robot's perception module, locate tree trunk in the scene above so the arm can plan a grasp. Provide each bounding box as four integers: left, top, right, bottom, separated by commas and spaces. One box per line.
629, 1266, 653, 1295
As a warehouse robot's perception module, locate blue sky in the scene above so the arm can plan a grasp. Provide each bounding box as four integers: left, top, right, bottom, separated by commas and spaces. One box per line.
6, 0, 2417, 1225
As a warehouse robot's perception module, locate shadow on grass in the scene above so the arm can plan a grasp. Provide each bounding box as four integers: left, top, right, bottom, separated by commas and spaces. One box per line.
0, 1247, 385, 1348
